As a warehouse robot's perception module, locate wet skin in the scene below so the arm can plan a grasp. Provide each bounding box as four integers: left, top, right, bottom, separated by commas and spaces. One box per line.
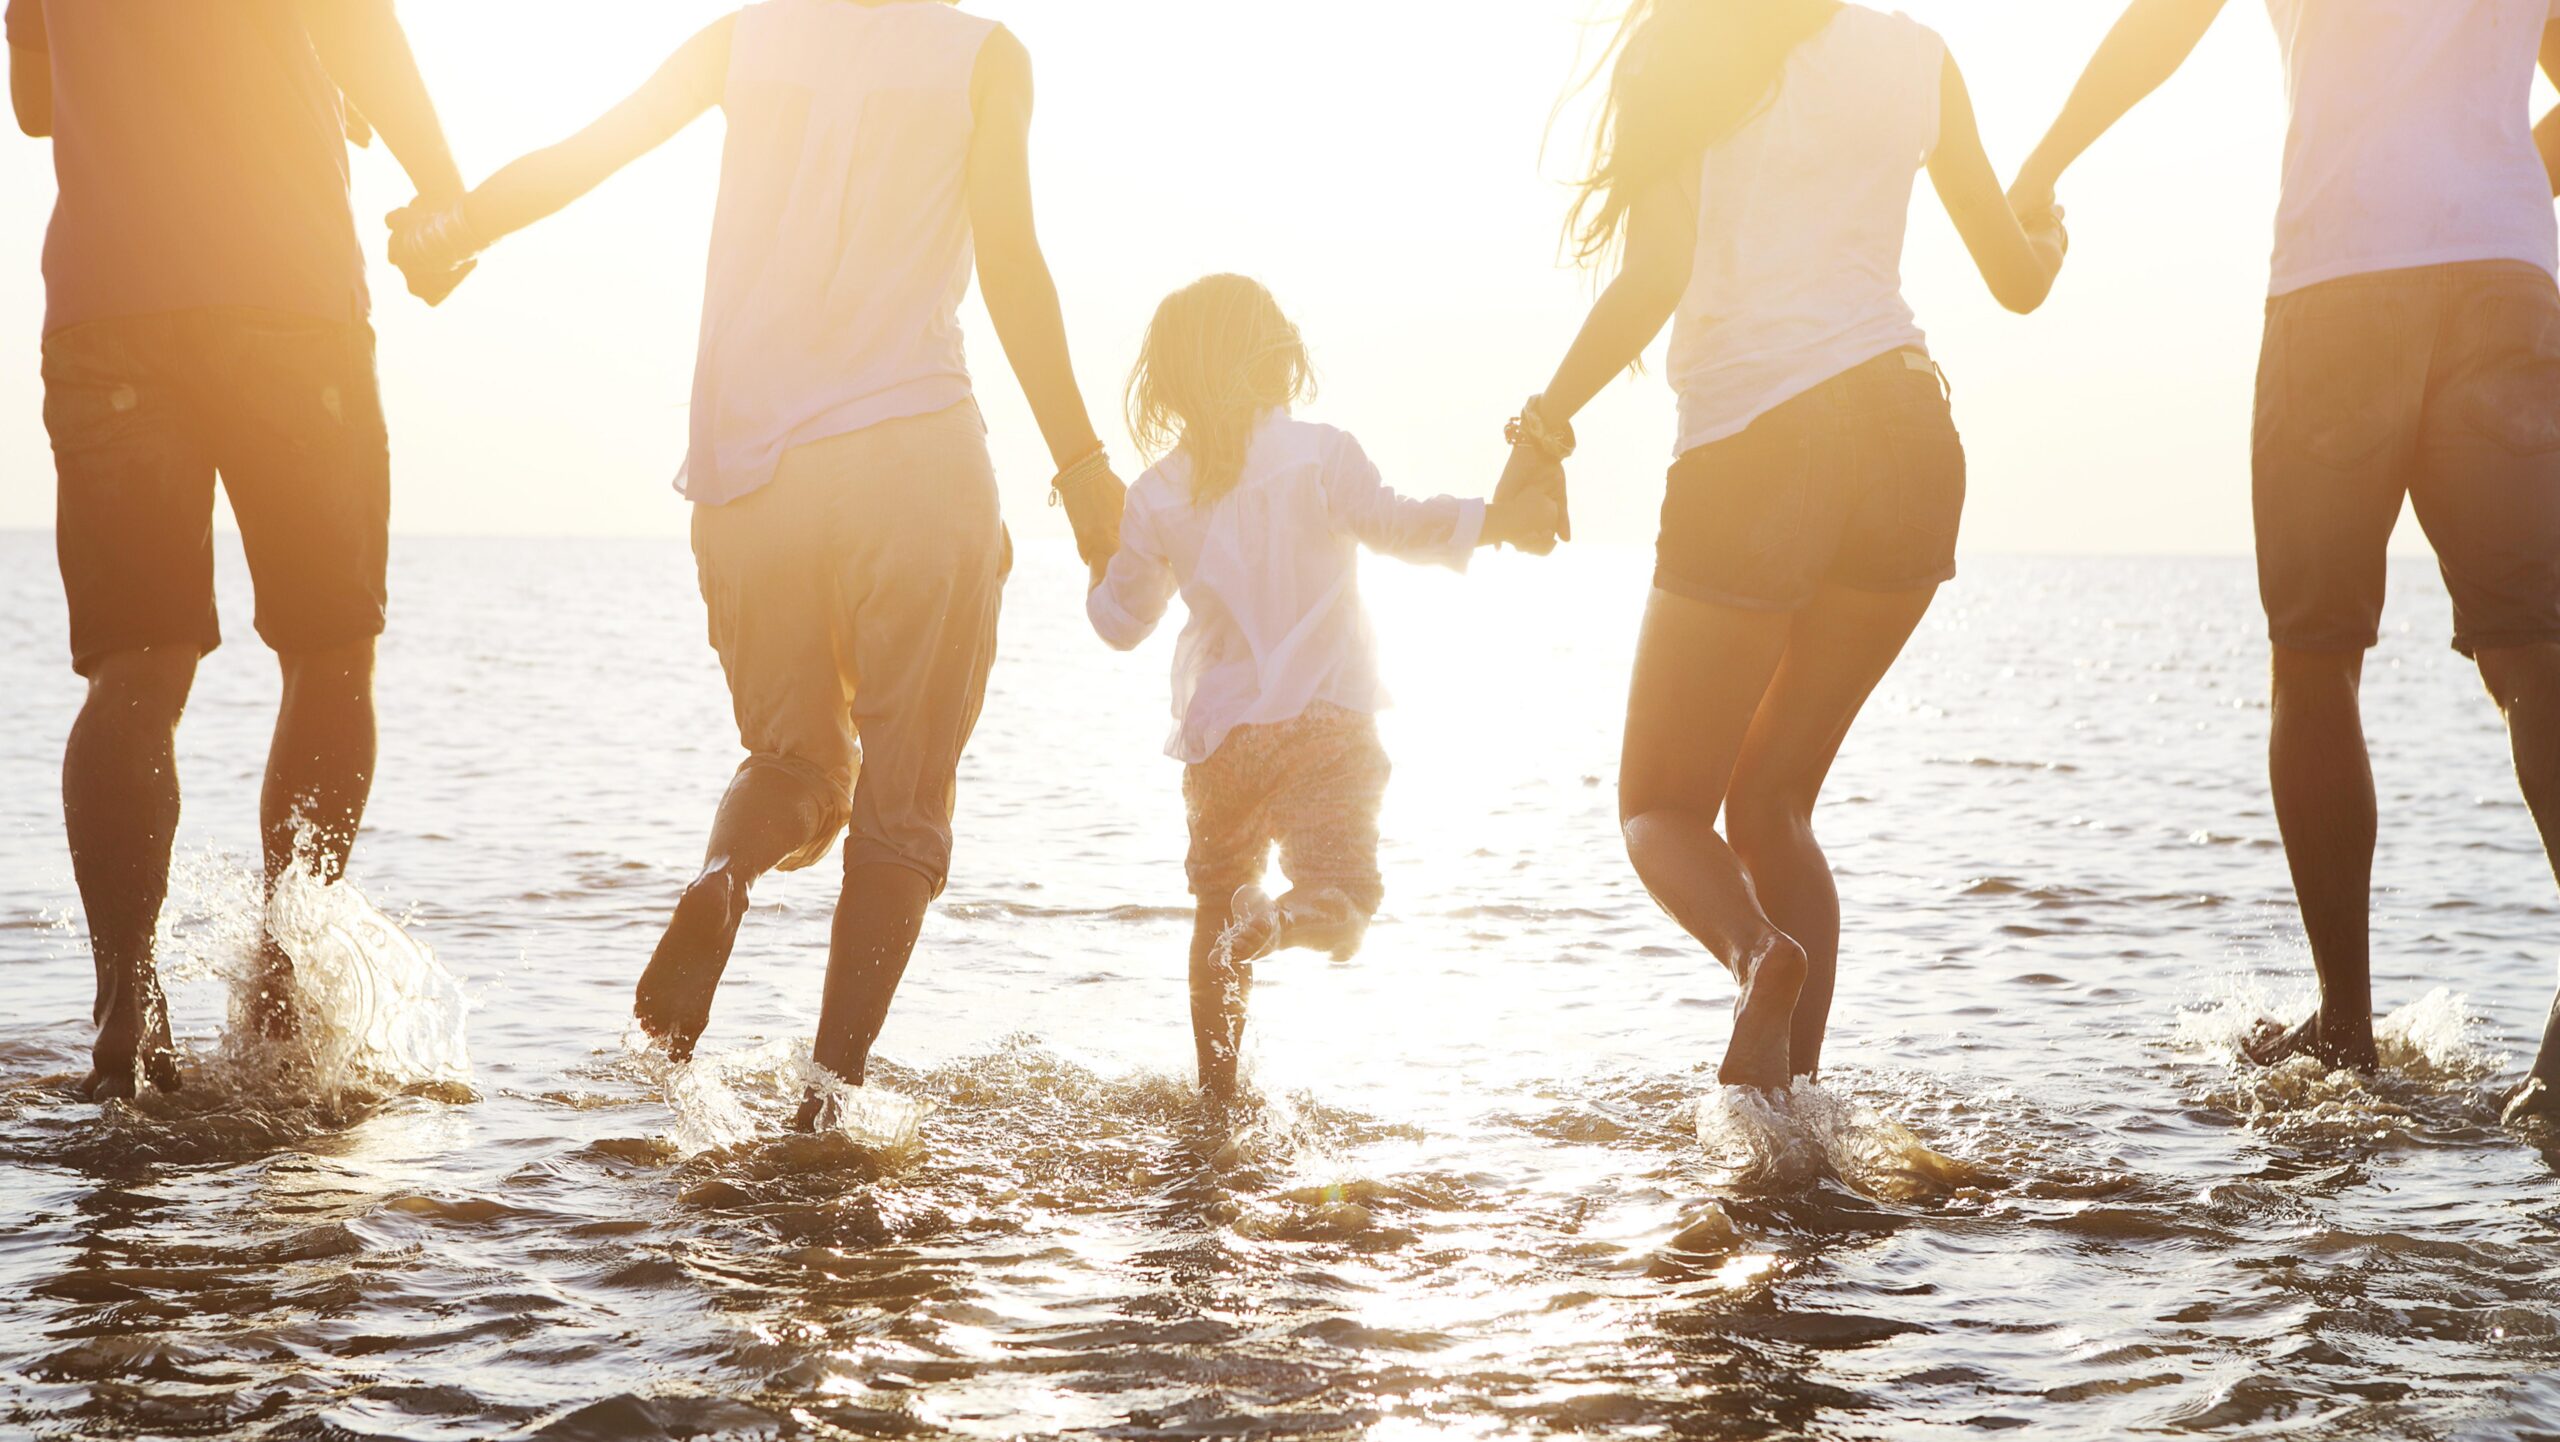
1618, 583, 1936, 1090
64, 638, 377, 1100
2254, 640, 2560, 1090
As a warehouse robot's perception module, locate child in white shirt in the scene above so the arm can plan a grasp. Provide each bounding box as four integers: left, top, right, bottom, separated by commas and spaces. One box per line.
1088, 274, 1556, 1097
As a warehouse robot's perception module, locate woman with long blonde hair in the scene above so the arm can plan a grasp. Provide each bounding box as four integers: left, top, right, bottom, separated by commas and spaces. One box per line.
1090, 274, 1557, 1098
1494, 0, 2067, 1089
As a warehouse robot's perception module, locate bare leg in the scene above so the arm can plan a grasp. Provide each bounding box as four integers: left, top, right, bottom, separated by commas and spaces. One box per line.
2248, 645, 2382, 1070
63, 647, 198, 1100
633, 765, 838, 1060
1189, 899, 1251, 1099
1618, 590, 1801, 1089
794, 861, 934, 1127
2475, 643, 2560, 1119
257, 638, 378, 1039
1724, 583, 1938, 1081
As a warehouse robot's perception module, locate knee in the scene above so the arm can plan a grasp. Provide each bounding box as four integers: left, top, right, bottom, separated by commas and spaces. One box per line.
1725, 785, 1813, 865
279, 637, 377, 700
2271, 644, 2363, 704
83, 647, 197, 729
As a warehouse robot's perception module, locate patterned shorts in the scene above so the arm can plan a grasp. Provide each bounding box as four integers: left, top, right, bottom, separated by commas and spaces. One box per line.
1182, 703, 1391, 914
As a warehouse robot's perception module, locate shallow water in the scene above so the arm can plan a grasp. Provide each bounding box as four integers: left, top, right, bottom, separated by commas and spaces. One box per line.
6, 532, 2560, 1440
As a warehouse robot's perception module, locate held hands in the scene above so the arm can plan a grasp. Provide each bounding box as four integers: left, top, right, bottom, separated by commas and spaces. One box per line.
1491, 444, 1570, 556
1053, 451, 1128, 588
1484, 477, 1564, 554
384, 197, 484, 308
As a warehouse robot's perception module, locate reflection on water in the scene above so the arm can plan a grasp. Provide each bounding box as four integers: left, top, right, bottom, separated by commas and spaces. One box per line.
4, 537, 2560, 1438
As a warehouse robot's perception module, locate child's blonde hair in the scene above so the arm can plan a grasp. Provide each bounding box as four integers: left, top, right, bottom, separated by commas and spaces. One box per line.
1126, 274, 1316, 506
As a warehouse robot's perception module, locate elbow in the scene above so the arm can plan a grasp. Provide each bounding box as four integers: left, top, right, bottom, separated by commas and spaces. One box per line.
1996, 269, 2057, 316
11, 93, 46, 138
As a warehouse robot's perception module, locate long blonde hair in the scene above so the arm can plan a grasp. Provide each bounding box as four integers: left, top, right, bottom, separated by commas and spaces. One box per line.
1564, 0, 1840, 267
1126, 274, 1316, 506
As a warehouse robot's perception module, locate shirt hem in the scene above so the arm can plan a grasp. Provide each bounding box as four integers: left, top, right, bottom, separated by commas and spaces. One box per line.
2269, 244, 2560, 298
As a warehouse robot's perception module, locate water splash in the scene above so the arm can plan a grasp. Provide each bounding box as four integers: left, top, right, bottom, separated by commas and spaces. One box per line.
1696, 1080, 1983, 1203
255, 865, 472, 1099
628, 1031, 929, 1159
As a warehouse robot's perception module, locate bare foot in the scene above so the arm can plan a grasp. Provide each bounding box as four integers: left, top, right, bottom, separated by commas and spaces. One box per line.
634, 869, 748, 1062
2504, 1077, 2560, 1127
2240, 1011, 2379, 1071
1225, 885, 1283, 963
72, 1061, 137, 1103
246, 943, 301, 1044
1719, 937, 1806, 1090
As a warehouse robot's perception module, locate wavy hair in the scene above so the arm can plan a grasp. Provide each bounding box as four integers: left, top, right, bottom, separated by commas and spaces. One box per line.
1562, 0, 1840, 267
1126, 274, 1316, 506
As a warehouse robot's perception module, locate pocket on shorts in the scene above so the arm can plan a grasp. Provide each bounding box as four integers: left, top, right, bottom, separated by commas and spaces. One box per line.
2266, 287, 2426, 470
2452, 276, 2560, 457
39, 327, 158, 459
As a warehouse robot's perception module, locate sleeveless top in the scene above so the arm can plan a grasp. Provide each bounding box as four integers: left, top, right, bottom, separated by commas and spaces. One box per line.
2262, 0, 2560, 297
682, 0, 997, 505
1665, 4, 1944, 457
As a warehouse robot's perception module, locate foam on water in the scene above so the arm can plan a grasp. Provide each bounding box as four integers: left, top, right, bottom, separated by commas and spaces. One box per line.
1696, 1079, 1985, 1203
630, 1030, 929, 1160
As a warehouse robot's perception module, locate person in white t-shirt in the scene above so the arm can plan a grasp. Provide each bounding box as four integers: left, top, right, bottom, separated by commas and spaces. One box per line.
2012, 1, 2560, 1118
1487, 1, 2067, 1092
1086, 274, 1558, 1100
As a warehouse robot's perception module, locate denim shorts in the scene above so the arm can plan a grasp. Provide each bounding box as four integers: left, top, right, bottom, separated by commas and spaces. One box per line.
1656, 348, 1966, 610
43, 307, 391, 676
2254, 260, 2560, 656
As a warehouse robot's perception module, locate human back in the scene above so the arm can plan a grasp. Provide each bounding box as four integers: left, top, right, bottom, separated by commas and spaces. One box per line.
7, 0, 365, 335
688, 0, 997, 503
1666, 2, 1947, 454
2264, 0, 2560, 294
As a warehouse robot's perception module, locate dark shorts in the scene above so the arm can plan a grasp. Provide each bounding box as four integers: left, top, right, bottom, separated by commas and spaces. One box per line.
2254, 261, 2560, 656
43, 307, 391, 677
1657, 348, 1966, 610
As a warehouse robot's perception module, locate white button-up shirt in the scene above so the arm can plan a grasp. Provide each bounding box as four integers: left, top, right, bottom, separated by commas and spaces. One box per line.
1088, 411, 1486, 764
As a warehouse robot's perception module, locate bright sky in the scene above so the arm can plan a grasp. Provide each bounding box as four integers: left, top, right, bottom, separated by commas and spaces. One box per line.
0, 1, 2535, 553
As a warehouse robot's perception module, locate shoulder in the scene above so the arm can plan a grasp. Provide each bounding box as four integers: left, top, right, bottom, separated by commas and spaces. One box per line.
1129, 460, 1186, 515
971, 21, 1030, 111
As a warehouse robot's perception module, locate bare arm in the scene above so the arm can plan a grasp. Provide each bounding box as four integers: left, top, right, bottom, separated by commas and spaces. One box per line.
296, 0, 464, 202
2538, 21, 2560, 198
456, 17, 730, 246
967, 26, 1123, 572
2012, 0, 2229, 212
1537, 178, 1696, 430
1932, 54, 2066, 314
1485, 179, 1696, 549
8, 43, 44, 137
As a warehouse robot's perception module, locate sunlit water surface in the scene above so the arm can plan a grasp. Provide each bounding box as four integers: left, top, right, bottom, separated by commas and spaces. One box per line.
5, 532, 2560, 1440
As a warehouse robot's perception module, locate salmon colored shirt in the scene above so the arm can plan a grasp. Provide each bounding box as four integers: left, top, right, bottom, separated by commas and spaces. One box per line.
5, 0, 366, 336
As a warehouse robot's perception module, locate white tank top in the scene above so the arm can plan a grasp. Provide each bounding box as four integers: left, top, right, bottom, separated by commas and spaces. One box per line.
1665, 5, 1944, 457
682, 0, 996, 506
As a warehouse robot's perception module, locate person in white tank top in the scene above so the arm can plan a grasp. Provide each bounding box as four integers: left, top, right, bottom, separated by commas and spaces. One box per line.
2014, 1, 2560, 1116
388, 0, 1131, 1130
1486, 0, 2065, 1094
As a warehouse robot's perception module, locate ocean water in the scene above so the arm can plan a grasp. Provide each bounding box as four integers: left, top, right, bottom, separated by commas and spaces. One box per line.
4, 530, 2560, 1440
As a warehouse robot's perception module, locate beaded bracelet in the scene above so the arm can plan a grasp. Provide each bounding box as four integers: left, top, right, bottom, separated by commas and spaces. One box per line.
1049, 444, 1114, 507
1505, 395, 1577, 461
